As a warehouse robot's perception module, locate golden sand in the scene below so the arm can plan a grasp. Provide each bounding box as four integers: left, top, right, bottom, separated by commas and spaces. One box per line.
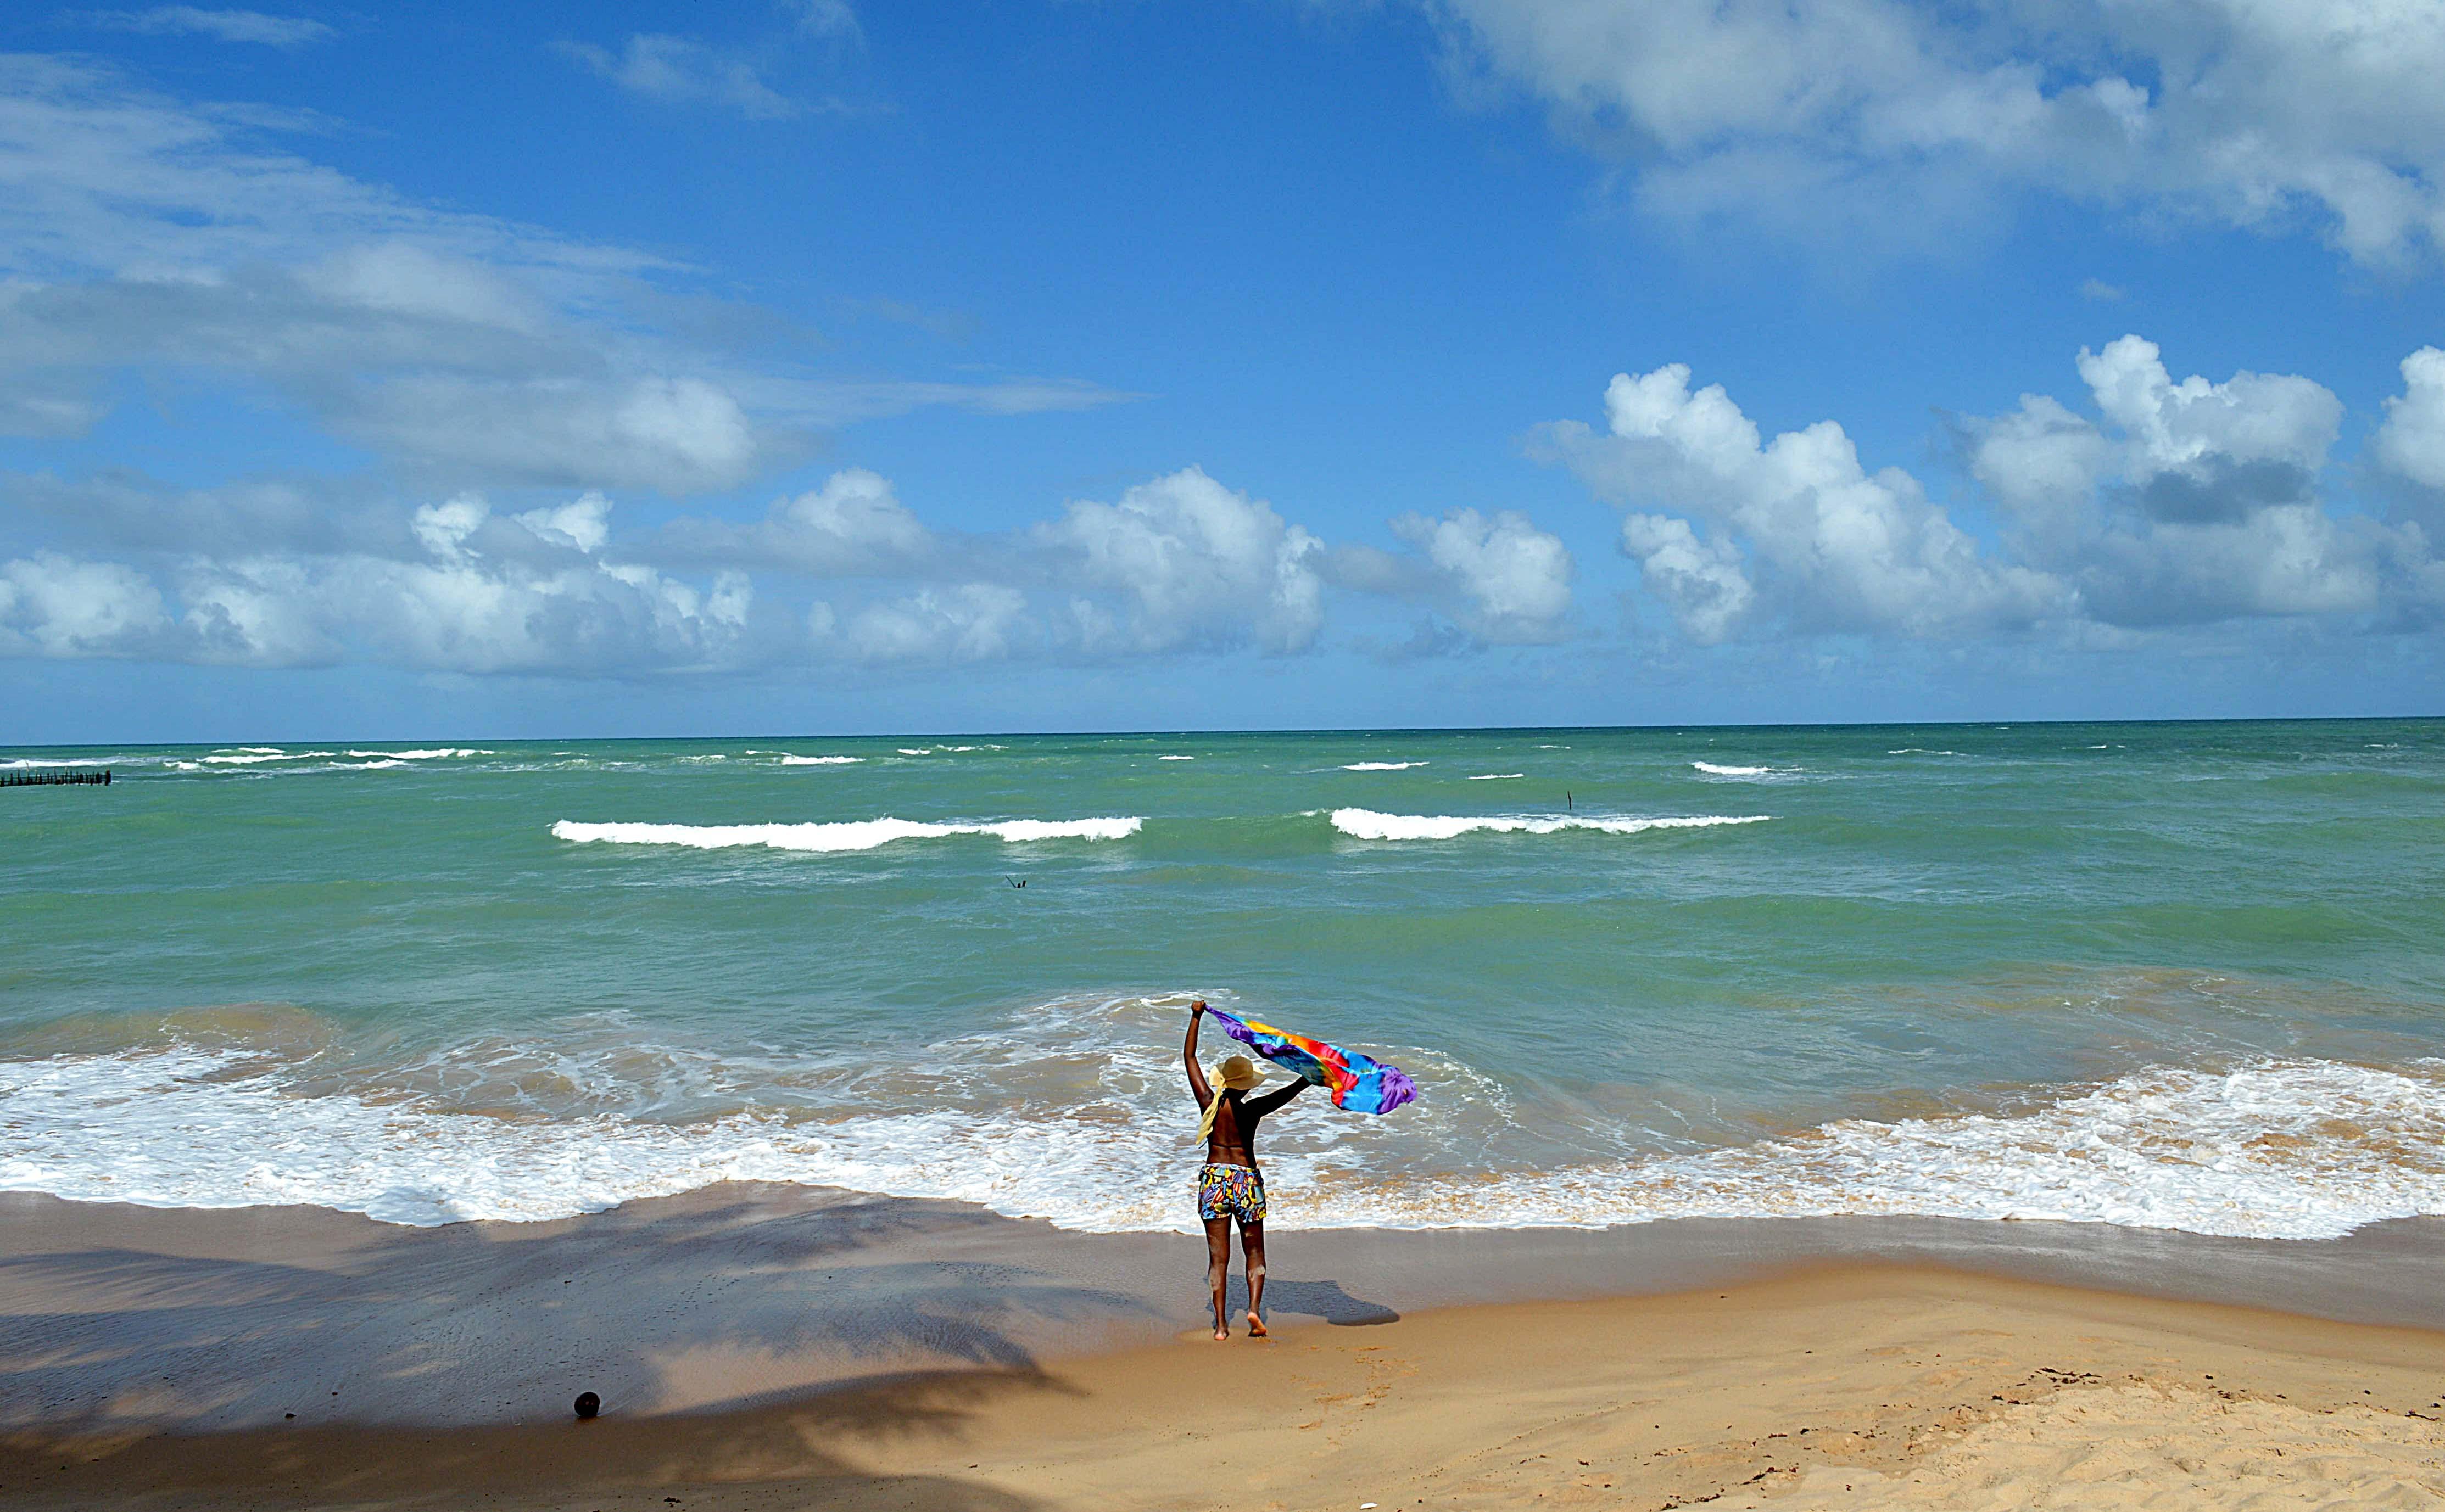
10, 1263, 2445, 1510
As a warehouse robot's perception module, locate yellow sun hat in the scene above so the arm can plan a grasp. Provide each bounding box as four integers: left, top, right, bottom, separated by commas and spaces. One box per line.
1196, 1056, 1264, 1141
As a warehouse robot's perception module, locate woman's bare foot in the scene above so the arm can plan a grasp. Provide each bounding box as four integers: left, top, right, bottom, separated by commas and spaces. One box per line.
1213, 1324, 1231, 1341
1247, 1314, 1269, 1338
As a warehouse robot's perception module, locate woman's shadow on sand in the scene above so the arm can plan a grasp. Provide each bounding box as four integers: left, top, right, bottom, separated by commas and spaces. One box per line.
1224, 1275, 1398, 1326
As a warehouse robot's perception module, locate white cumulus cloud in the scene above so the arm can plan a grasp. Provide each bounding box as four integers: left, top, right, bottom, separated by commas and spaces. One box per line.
660, 468, 932, 575
2376, 347, 2445, 494
0, 553, 170, 657
1388, 507, 1575, 643
1036, 467, 1326, 654
1428, 0, 2445, 264
1542, 361, 2060, 639
1617, 513, 1751, 645
1967, 337, 2380, 626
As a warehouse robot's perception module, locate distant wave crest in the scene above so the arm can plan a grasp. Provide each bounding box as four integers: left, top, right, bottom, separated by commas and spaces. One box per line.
1330, 808, 1770, 841
779, 755, 863, 765
551, 816, 1143, 853
1342, 761, 1427, 771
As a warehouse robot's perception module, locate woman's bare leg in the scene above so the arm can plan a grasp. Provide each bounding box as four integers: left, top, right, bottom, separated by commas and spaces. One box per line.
1241, 1220, 1268, 1336
1203, 1217, 1233, 1340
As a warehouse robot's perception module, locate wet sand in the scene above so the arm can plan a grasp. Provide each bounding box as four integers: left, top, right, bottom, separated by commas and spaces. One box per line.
6, 1186, 2445, 1508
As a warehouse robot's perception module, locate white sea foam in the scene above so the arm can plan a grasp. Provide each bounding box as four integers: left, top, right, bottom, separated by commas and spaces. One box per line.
1342, 761, 1427, 771
1468, 773, 1525, 780
1158, 755, 1196, 761
1331, 809, 1771, 841
551, 816, 1143, 853
3, 1043, 2437, 1239
345, 748, 492, 760
1691, 761, 1775, 776
1888, 748, 1965, 757
0, 758, 122, 770
203, 750, 335, 765
779, 755, 862, 765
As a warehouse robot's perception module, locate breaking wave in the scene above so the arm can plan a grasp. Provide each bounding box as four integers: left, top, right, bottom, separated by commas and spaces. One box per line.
1330, 809, 1771, 841
551, 816, 1144, 853
2, 1032, 2436, 1240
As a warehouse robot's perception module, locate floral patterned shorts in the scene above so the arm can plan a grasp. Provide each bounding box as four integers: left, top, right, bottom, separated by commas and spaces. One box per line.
1197, 1163, 1266, 1224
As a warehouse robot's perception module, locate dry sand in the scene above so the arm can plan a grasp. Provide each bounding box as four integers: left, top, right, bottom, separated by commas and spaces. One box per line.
7, 1190, 2445, 1509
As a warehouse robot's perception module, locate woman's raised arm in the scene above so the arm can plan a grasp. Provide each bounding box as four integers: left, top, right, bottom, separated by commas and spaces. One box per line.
1182, 1000, 1213, 1109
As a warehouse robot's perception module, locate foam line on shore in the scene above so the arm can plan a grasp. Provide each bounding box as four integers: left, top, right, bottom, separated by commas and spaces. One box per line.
5, 1029, 2439, 1240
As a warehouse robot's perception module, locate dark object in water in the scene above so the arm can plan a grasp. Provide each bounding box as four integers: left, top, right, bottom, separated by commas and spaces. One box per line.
1007, 877, 1026, 888
1, 769, 110, 787
573, 1391, 600, 1419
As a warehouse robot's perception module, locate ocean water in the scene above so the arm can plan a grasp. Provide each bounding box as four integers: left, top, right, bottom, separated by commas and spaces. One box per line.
3, 721, 2443, 1240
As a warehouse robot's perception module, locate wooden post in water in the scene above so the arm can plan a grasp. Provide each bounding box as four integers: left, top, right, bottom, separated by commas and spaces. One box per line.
0, 769, 111, 788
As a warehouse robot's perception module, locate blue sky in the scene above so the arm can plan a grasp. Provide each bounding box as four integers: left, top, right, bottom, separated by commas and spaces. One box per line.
4, 0, 2445, 741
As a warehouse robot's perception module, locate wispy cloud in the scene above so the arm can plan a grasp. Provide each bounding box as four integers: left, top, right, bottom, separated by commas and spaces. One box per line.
788, 0, 859, 40
556, 35, 807, 122
72, 7, 334, 47
0, 57, 1127, 494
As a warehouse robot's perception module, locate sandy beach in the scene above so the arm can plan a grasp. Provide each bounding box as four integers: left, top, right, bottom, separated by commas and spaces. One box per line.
8, 1186, 2445, 1509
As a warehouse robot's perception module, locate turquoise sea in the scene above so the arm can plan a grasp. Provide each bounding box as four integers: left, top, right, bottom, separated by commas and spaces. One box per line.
3, 720, 2443, 1237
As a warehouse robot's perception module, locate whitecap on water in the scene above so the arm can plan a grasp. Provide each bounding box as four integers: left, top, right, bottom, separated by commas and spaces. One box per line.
1329, 809, 1770, 841
551, 816, 1143, 853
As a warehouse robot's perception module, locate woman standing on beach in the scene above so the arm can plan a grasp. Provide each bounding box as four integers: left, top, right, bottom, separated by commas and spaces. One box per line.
1185, 1000, 1308, 1340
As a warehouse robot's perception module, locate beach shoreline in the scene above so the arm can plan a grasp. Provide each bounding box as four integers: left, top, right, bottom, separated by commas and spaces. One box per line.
7, 1189, 2445, 1508
12, 1184, 2445, 1433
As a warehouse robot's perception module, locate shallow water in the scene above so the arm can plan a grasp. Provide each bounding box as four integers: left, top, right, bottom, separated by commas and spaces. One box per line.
3, 721, 2442, 1236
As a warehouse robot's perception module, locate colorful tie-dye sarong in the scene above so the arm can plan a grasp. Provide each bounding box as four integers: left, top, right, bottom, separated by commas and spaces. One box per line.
1204, 1008, 1417, 1116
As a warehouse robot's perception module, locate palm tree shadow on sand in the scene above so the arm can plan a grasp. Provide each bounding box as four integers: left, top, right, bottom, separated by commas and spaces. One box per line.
0, 1189, 1180, 1509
